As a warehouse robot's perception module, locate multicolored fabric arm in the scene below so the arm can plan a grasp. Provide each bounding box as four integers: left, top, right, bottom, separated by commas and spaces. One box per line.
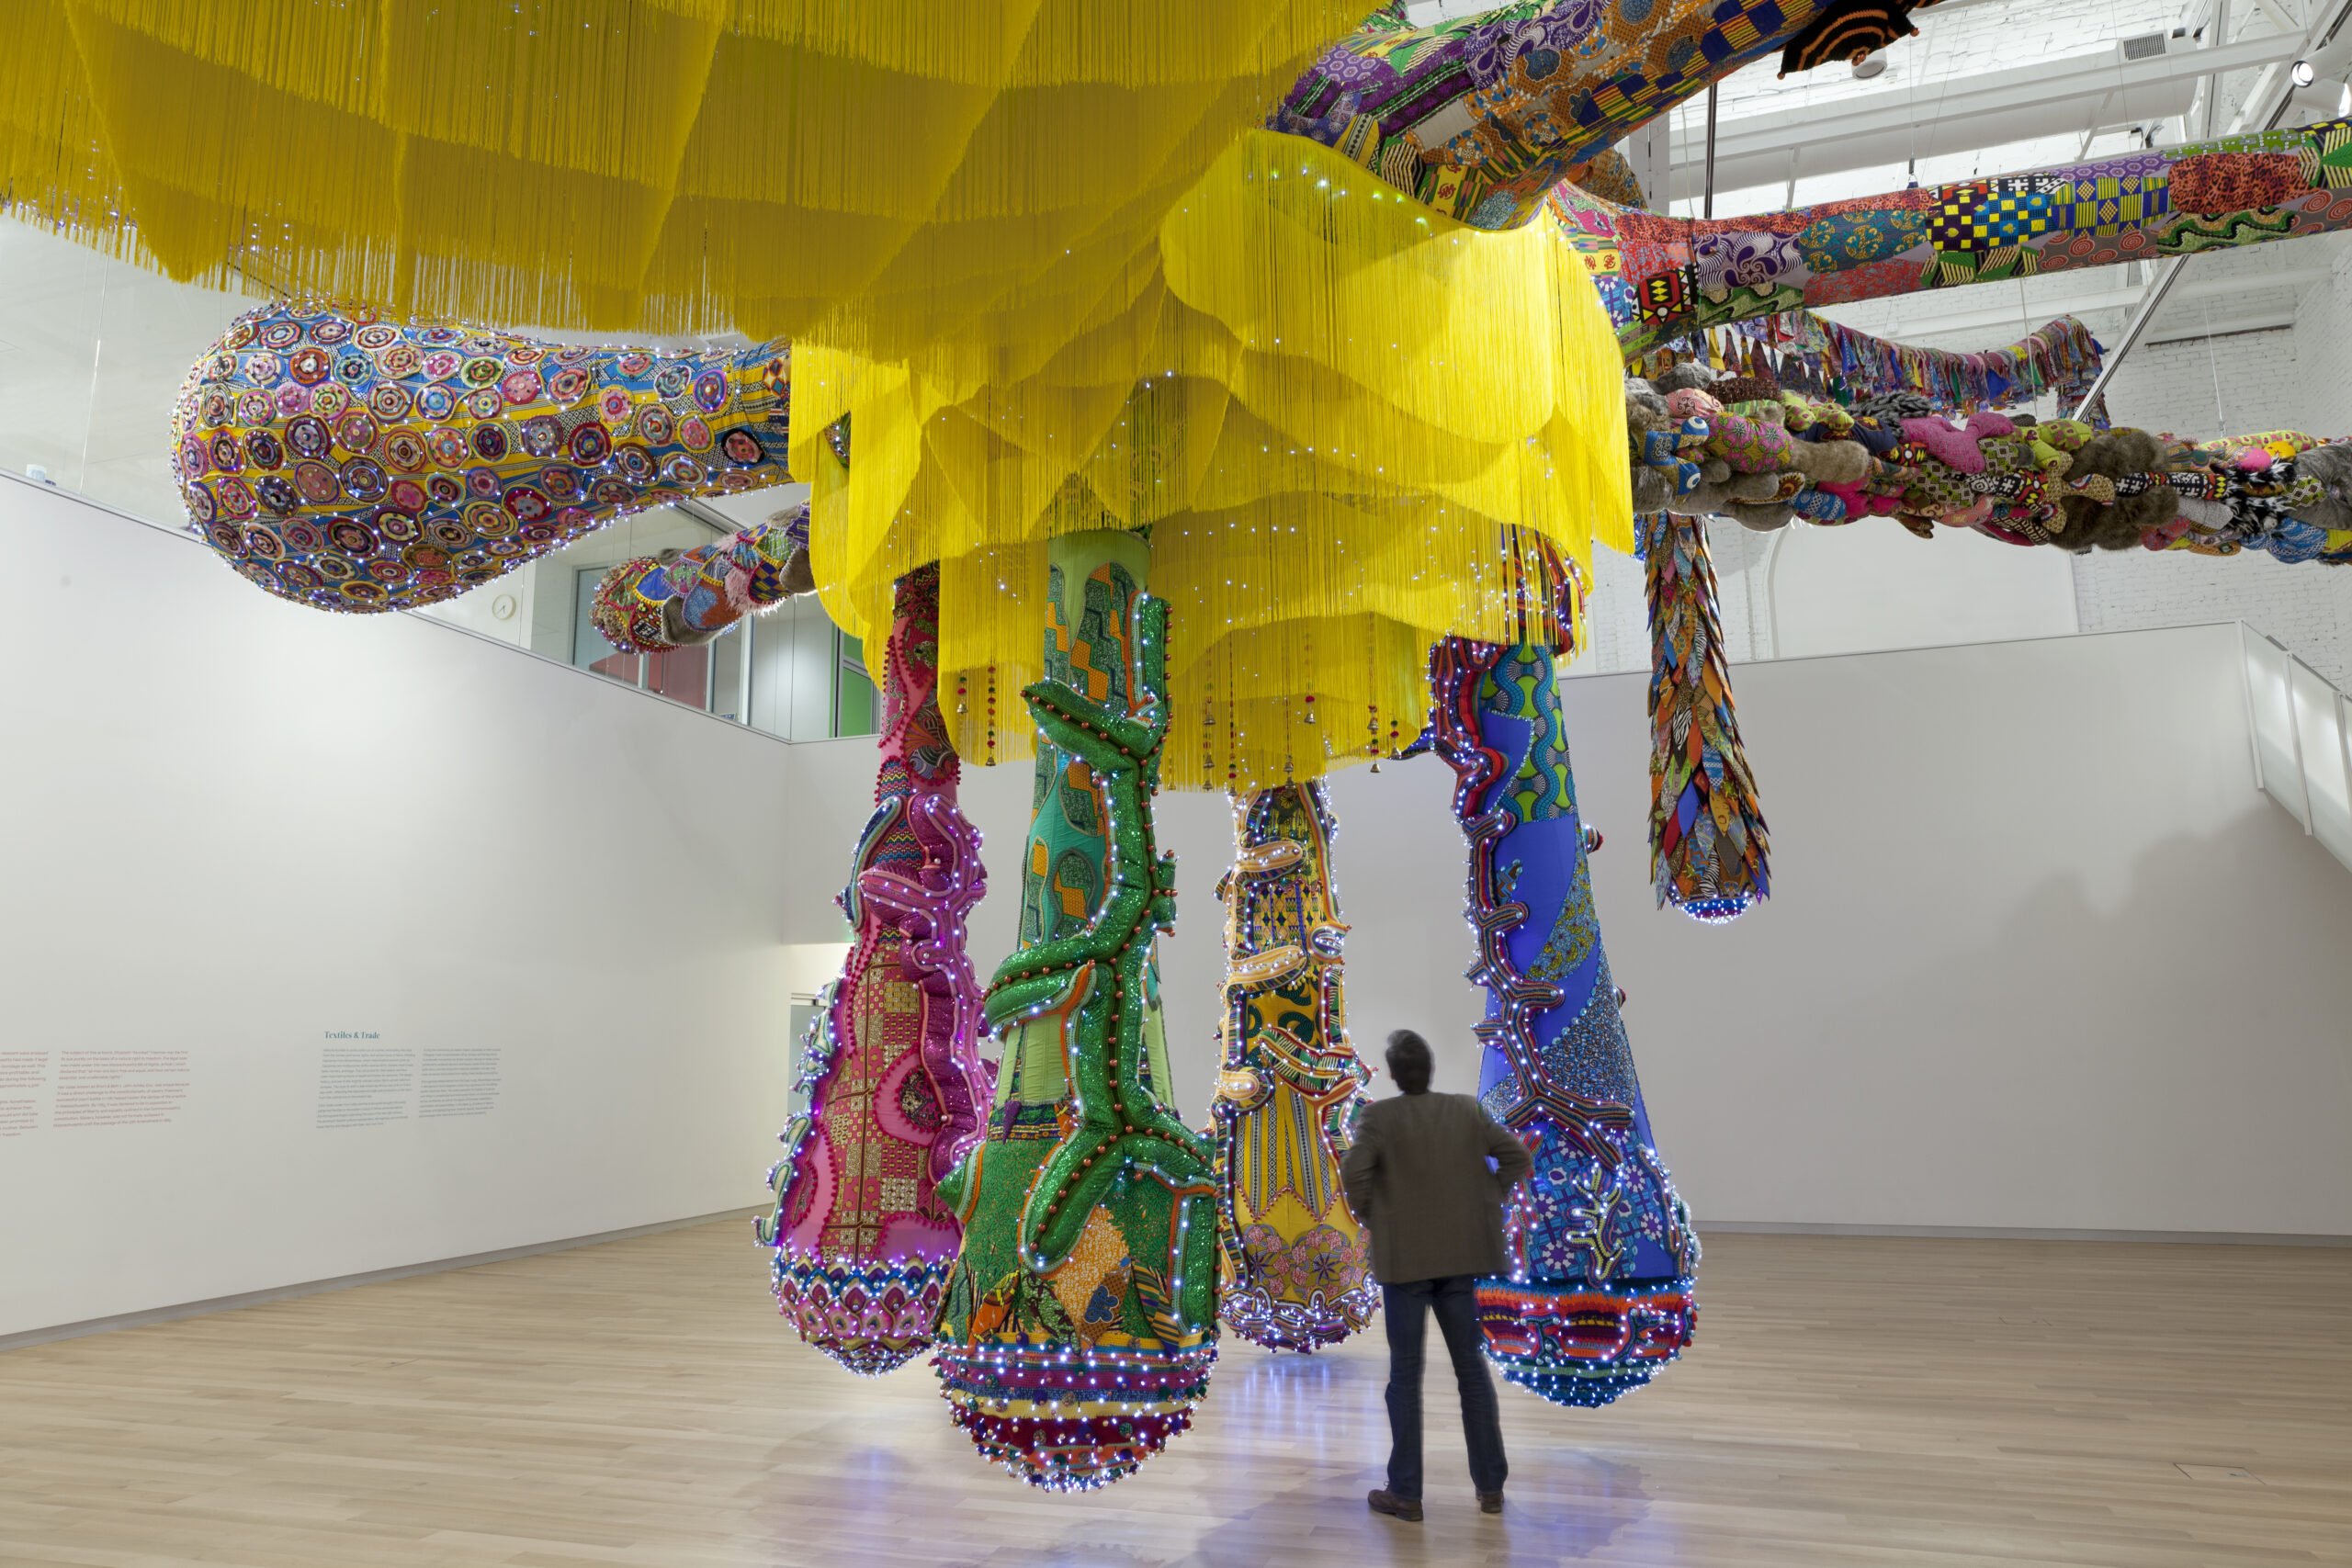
1209, 782, 1375, 1353
593, 508, 813, 653
173, 303, 792, 613
1429, 637, 1700, 1408
754, 564, 988, 1375
1274, 0, 1928, 229
931, 529, 1219, 1491
1644, 510, 1770, 921
1561, 115, 2352, 360
1629, 360, 2352, 566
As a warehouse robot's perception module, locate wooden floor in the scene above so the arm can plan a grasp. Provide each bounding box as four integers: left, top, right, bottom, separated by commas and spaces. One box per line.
2, 1225, 2347, 1568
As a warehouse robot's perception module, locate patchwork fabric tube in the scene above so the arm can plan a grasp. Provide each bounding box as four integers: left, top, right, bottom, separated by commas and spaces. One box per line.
593, 508, 813, 653
1559, 114, 2352, 361
1429, 637, 1701, 1408
1210, 782, 1375, 1353
1273, 0, 1884, 231
932, 530, 1220, 1489
1644, 511, 1770, 921
172, 302, 792, 614
755, 564, 989, 1375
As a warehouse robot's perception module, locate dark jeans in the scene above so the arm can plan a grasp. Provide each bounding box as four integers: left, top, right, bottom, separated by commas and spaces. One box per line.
1382, 1275, 1507, 1499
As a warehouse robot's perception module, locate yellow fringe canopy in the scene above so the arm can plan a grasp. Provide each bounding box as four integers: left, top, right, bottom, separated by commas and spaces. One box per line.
800, 130, 1632, 791
0, 0, 1358, 355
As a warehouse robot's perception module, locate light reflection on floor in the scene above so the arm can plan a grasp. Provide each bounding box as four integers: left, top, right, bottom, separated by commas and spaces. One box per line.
7, 1223, 2349, 1567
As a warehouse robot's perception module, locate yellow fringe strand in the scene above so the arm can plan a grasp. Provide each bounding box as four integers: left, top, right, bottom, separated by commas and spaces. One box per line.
807, 130, 1630, 791
4, 0, 1359, 345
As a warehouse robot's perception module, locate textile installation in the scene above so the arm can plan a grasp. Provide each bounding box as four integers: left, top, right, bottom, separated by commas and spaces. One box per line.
932, 530, 1220, 1490
1430, 637, 1699, 1407
747, 565, 990, 1375
1211, 783, 1376, 1352
1560, 115, 2352, 365
594, 508, 813, 652
802, 124, 1632, 794
4, 0, 1363, 354
1623, 364, 2352, 565
1274, 0, 1940, 231
107, 0, 2352, 1498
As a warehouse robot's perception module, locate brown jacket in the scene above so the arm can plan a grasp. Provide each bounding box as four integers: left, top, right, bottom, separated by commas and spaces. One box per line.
1340, 1091, 1534, 1284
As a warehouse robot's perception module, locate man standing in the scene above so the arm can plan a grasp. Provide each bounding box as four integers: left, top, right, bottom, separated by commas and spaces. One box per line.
1340, 1029, 1533, 1523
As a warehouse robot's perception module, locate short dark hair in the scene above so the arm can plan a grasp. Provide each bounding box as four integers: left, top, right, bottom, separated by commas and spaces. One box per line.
1385, 1029, 1432, 1094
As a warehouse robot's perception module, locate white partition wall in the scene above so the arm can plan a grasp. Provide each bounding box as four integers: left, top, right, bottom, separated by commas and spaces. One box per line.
0, 481, 801, 1339
1563, 626, 2352, 1238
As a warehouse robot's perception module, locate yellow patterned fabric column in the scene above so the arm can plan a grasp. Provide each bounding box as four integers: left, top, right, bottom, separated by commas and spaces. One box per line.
1211, 782, 1374, 1352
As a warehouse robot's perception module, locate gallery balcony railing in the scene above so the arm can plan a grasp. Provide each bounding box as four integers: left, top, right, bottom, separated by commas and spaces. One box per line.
0, 214, 875, 745
2242, 622, 2352, 874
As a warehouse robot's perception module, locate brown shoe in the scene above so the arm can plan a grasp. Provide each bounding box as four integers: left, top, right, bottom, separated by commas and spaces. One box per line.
1478, 1490, 1505, 1515
1367, 1489, 1423, 1522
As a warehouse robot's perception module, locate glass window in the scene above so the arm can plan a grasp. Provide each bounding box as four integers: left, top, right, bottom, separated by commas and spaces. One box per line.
834, 632, 876, 738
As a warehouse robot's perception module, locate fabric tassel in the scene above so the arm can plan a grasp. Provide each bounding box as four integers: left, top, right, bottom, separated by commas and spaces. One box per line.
1643, 510, 1770, 922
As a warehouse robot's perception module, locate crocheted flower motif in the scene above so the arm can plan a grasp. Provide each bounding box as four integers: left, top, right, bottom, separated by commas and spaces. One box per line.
1241, 1224, 1367, 1302
1238, 1224, 1298, 1296
1292, 1225, 1366, 1295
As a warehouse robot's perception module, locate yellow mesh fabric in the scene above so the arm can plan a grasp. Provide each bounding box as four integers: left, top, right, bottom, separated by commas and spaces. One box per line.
805, 130, 1632, 791
3, 0, 1358, 348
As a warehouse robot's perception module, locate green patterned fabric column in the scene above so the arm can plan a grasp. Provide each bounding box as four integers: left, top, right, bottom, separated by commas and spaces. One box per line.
932, 528, 1219, 1491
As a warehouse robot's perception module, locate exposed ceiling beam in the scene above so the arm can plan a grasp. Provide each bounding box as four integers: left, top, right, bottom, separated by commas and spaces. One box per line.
1668, 32, 2298, 201
2143, 308, 2301, 342
2075, 0, 2352, 412
1815, 267, 2330, 340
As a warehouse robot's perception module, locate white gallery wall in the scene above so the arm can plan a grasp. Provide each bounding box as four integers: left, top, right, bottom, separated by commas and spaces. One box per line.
8, 480, 2351, 1342
0, 479, 800, 1339
1567, 629, 2352, 1236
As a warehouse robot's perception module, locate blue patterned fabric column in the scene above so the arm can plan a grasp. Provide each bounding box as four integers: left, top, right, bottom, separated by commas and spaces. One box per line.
1429, 637, 1700, 1408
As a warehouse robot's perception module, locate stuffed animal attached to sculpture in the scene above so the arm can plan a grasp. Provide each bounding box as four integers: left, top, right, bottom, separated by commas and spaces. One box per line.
1210, 782, 1375, 1352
